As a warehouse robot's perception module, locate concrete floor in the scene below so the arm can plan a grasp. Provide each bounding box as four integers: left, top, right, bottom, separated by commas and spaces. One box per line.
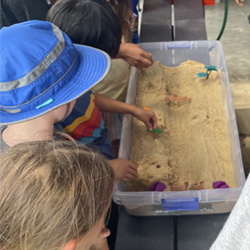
205, 0, 250, 84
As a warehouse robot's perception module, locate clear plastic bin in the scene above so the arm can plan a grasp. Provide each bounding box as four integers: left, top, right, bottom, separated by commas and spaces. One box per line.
113, 41, 245, 216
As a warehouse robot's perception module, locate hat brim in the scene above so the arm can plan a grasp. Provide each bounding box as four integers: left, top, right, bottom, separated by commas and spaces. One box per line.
0, 45, 111, 125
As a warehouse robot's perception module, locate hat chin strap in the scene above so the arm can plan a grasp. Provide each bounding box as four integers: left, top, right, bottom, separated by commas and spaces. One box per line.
60, 103, 71, 123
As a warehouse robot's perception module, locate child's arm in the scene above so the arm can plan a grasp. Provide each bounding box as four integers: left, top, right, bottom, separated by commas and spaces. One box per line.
116, 43, 153, 69
95, 94, 157, 130
108, 159, 138, 182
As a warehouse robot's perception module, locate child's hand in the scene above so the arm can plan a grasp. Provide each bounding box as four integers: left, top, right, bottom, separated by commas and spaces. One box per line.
108, 159, 138, 182
132, 107, 158, 131
117, 43, 153, 69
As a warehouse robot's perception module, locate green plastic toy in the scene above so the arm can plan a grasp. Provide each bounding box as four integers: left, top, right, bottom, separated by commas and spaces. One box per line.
147, 128, 162, 134
197, 65, 218, 80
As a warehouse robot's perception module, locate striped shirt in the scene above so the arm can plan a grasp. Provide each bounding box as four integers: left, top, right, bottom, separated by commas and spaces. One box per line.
56, 90, 113, 159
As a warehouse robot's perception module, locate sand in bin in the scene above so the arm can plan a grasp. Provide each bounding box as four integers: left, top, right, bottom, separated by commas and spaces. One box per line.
129, 60, 236, 191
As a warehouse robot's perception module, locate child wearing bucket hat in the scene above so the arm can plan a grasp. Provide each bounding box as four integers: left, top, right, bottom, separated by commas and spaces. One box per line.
0, 20, 111, 125
0, 20, 111, 149
0, 20, 158, 183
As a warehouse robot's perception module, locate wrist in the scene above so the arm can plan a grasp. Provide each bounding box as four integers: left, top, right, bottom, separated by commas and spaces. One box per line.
117, 43, 127, 60
129, 105, 139, 116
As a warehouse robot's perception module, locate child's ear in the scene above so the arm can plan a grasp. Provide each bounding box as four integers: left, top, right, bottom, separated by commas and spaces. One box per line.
62, 239, 77, 250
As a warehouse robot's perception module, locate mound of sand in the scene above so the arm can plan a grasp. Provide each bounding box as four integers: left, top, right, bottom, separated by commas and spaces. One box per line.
129, 61, 236, 191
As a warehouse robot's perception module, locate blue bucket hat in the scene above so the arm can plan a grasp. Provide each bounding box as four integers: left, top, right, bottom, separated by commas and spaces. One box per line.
0, 20, 111, 125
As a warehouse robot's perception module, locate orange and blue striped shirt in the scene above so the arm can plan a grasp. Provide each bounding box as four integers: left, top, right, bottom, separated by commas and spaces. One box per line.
56, 91, 113, 159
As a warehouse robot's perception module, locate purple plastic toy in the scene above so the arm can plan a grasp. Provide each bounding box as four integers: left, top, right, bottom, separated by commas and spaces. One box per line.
150, 181, 166, 191
213, 181, 229, 189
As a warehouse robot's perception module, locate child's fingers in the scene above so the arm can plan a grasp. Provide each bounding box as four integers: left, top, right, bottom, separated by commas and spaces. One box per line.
127, 167, 137, 176
126, 173, 136, 181
145, 119, 152, 130
121, 177, 129, 182
146, 110, 157, 129
127, 160, 138, 170
141, 51, 153, 61
150, 115, 158, 129
140, 57, 153, 68
121, 173, 135, 182
139, 108, 158, 129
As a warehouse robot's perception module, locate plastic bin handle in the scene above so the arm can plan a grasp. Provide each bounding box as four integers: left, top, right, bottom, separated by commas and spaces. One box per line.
166, 41, 191, 49
161, 197, 199, 211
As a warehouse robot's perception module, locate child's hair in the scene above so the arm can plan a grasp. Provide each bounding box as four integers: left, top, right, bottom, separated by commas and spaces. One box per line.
108, 0, 133, 41
0, 140, 114, 250
47, 0, 122, 58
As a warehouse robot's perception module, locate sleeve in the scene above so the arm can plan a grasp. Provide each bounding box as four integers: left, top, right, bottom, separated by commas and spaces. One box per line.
210, 175, 250, 250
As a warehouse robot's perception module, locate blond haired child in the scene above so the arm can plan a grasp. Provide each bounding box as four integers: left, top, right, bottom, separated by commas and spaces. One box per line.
0, 140, 114, 250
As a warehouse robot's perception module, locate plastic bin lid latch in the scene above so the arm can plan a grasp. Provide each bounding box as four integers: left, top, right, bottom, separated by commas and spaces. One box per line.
161, 197, 199, 211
